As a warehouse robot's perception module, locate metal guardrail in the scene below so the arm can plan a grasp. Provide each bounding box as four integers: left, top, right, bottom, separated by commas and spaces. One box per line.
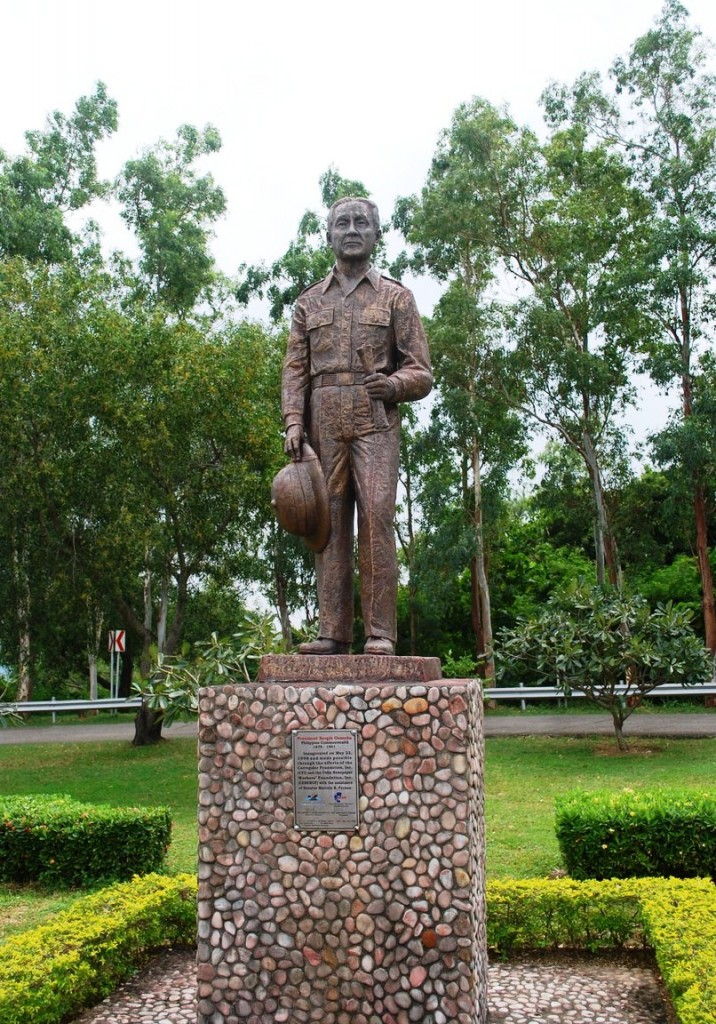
0, 697, 142, 723
1, 682, 715, 722
482, 681, 716, 700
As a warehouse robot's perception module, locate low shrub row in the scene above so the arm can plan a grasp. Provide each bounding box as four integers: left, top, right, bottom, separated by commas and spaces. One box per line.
487, 876, 716, 1024
487, 876, 650, 952
640, 880, 716, 1024
0, 872, 196, 1024
554, 787, 716, 880
0, 794, 172, 885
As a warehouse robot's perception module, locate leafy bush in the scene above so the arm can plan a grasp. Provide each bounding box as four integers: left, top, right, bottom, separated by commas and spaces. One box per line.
487, 877, 649, 953
555, 788, 716, 881
0, 872, 196, 1024
131, 617, 282, 746
498, 583, 713, 749
0, 795, 172, 886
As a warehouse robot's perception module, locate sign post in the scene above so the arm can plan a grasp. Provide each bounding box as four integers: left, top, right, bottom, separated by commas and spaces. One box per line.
108, 630, 126, 702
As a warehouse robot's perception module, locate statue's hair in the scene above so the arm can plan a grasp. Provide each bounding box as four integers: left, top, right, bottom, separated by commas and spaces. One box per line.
327, 196, 381, 236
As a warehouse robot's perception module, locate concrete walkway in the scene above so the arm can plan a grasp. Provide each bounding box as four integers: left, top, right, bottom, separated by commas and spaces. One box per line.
1, 710, 715, 745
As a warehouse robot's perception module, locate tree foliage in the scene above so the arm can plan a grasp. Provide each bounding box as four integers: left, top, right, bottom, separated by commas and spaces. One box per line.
116, 123, 226, 315
0, 83, 117, 262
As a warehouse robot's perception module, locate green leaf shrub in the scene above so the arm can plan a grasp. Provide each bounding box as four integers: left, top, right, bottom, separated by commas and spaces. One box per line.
487, 877, 716, 1024
0, 795, 172, 885
487, 877, 648, 953
555, 788, 716, 880
0, 872, 196, 1024
640, 879, 716, 1024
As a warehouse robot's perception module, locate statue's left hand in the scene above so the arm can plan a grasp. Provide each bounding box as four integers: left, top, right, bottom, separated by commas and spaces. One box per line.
284, 425, 304, 461
364, 373, 395, 401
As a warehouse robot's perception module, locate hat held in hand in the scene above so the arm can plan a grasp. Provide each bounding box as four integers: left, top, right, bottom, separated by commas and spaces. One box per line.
271, 443, 330, 553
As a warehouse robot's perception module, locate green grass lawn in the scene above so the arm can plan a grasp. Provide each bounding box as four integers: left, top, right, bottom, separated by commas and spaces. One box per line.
1, 732, 715, 939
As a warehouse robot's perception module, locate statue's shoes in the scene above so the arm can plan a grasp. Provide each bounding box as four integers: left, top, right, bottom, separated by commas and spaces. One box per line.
298, 638, 351, 655
364, 637, 395, 655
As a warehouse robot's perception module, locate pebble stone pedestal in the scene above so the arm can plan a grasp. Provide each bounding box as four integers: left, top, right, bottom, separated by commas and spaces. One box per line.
197, 655, 487, 1024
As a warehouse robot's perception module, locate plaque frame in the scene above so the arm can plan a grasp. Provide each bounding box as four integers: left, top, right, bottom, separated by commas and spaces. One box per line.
292, 729, 360, 832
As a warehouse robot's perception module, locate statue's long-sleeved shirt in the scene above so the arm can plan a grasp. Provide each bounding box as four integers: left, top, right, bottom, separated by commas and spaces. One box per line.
282, 265, 432, 436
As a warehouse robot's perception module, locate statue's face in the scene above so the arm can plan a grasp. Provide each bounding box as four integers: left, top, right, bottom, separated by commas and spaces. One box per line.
328, 200, 379, 262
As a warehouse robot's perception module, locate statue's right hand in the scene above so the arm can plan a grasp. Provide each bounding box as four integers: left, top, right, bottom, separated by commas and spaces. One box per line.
285, 425, 303, 462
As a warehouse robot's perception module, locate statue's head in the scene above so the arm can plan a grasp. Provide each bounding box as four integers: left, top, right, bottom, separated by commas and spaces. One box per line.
327, 197, 381, 262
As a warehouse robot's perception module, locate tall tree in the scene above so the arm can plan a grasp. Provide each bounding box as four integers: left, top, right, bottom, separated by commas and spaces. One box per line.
401, 97, 646, 587
0, 85, 117, 699
610, 0, 716, 650
113, 123, 230, 676
115, 123, 226, 316
423, 282, 526, 676
395, 124, 527, 673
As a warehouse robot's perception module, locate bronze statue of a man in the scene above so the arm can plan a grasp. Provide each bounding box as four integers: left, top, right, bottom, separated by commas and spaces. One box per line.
282, 197, 432, 655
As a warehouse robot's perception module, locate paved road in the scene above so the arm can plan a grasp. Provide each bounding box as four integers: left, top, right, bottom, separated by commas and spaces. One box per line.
1, 711, 715, 745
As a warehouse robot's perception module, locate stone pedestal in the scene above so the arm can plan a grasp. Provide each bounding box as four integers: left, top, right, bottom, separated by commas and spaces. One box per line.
197, 656, 487, 1024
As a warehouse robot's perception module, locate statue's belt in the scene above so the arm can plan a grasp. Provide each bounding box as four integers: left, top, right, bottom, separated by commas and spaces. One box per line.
311, 372, 368, 388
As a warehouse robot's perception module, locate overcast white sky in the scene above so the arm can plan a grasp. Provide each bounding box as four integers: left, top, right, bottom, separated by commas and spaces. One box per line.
5, 0, 716, 279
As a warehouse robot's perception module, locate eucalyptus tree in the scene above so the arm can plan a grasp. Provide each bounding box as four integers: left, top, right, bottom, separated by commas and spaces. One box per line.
541, 1, 716, 648
0, 82, 117, 263
615, 0, 716, 650
113, 123, 231, 671
422, 284, 526, 676
394, 174, 526, 674
400, 97, 647, 588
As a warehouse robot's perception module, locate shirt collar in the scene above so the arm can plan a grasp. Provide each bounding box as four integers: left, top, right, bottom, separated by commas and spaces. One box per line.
320, 265, 381, 295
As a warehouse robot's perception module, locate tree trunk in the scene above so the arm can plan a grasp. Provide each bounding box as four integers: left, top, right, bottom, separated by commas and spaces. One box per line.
694, 482, 716, 654
87, 607, 103, 703
581, 431, 620, 588
471, 441, 495, 680
612, 713, 629, 753
132, 699, 164, 745
13, 549, 32, 703
678, 291, 716, 651
408, 581, 418, 657
157, 574, 169, 654
275, 565, 293, 652
141, 559, 153, 678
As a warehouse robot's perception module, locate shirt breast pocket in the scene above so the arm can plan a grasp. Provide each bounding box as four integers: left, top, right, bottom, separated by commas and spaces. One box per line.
306, 307, 335, 357
359, 307, 391, 329
358, 306, 392, 363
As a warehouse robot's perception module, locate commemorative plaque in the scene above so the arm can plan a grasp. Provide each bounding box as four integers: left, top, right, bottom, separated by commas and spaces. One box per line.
293, 729, 359, 831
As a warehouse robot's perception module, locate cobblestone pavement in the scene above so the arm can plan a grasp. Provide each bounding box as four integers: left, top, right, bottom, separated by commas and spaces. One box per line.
70, 948, 670, 1024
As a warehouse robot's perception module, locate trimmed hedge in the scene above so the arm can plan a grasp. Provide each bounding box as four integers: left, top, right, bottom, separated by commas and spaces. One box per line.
0, 872, 196, 1024
640, 881, 716, 1024
487, 877, 649, 953
0, 795, 172, 885
554, 788, 716, 880
487, 877, 716, 1024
